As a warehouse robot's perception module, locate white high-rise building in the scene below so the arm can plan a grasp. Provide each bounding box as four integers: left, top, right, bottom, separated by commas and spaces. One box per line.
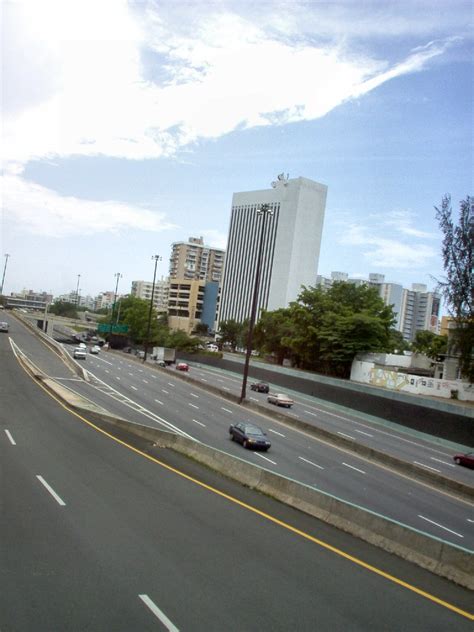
400, 284, 441, 341
131, 277, 169, 312
218, 175, 327, 324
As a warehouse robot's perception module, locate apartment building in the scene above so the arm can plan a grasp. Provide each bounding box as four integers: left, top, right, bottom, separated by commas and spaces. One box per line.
169, 237, 225, 284
131, 277, 169, 312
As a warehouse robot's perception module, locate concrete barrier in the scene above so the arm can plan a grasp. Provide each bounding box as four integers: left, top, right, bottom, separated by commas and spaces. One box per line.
29, 367, 474, 590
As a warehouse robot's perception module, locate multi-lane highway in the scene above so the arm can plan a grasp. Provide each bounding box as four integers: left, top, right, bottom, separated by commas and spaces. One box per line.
6, 316, 474, 550
1, 317, 473, 630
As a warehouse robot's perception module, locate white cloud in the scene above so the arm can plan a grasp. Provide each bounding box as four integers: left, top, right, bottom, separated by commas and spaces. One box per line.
383, 210, 437, 239
1, 0, 462, 170
340, 224, 437, 268
2, 175, 177, 237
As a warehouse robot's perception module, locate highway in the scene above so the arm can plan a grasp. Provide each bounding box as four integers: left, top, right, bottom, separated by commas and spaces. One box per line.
1, 321, 473, 630
6, 316, 474, 551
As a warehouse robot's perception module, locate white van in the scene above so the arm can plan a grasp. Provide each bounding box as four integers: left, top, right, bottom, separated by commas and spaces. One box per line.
73, 347, 87, 360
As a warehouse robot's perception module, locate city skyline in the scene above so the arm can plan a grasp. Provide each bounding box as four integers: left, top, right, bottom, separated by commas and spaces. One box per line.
2, 1, 472, 300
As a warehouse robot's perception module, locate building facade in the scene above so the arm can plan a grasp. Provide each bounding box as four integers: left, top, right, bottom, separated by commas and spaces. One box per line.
218, 175, 327, 325
131, 278, 169, 312
169, 237, 225, 284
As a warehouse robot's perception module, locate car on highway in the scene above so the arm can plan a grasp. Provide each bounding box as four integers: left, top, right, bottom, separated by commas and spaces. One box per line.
0, 321, 9, 332
250, 381, 269, 393
267, 393, 294, 408
453, 452, 474, 468
229, 422, 271, 451
73, 347, 87, 360
90, 345, 101, 354
176, 362, 189, 371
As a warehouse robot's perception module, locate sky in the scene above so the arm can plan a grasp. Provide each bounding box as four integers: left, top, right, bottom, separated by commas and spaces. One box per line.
1, 0, 473, 302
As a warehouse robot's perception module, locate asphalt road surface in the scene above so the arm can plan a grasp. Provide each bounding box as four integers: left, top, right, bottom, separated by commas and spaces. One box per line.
1, 326, 474, 630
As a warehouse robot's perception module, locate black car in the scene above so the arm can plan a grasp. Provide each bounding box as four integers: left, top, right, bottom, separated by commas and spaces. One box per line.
250, 382, 269, 393
229, 422, 271, 451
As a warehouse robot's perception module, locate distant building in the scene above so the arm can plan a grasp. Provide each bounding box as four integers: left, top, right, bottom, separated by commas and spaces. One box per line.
218, 175, 327, 325
131, 278, 169, 312
315, 272, 439, 339
95, 291, 118, 310
169, 236, 225, 284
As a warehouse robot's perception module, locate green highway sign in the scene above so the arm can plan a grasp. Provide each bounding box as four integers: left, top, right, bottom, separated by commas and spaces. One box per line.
97, 323, 129, 334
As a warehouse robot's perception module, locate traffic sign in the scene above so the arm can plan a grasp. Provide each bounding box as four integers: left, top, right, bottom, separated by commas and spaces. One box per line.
97, 323, 129, 334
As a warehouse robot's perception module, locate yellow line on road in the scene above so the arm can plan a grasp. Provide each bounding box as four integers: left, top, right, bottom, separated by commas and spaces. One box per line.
27, 369, 474, 622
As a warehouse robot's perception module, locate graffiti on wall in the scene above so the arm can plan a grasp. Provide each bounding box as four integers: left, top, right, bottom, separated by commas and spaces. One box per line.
369, 368, 410, 390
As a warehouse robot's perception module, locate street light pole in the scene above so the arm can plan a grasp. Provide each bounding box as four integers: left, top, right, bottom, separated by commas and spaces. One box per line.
1, 254, 10, 295
75, 274, 81, 306
239, 204, 273, 404
144, 255, 162, 362
110, 273, 122, 339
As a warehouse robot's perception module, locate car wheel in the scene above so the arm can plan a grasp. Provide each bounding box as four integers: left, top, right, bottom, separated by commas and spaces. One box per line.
454, 457, 461, 464
243, 440, 248, 449
231, 434, 235, 441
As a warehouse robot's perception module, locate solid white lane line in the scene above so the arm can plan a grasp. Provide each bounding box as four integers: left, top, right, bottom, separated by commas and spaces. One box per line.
139, 594, 179, 632
162, 389, 169, 394
338, 432, 355, 440
299, 456, 324, 470
418, 515, 464, 538
255, 453, 277, 465
154, 399, 163, 405
354, 429, 373, 437
268, 429, 286, 437
221, 407, 233, 414
96, 357, 113, 365
188, 403, 199, 409
430, 457, 455, 467
414, 461, 441, 473
167, 382, 175, 387
342, 463, 366, 474
192, 419, 206, 427
130, 386, 138, 391
250, 397, 259, 402
36, 475, 66, 506
190, 393, 199, 398
5, 429, 16, 445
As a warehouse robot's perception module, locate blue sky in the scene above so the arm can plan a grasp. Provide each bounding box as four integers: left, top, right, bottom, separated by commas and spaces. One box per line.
2, 0, 473, 301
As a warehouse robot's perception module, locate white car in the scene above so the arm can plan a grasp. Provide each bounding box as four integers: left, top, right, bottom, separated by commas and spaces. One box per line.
267, 393, 294, 408
90, 345, 101, 354
73, 347, 87, 360
0, 321, 9, 332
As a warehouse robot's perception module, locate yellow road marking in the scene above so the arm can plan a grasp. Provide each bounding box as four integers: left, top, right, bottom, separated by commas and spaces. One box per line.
20, 362, 474, 622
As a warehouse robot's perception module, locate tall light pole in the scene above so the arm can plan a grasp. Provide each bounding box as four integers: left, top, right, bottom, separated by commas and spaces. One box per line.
144, 255, 162, 362
75, 274, 81, 306
1, 254, 10, 295
239, 204, 273, 403
110, 273, 122, 338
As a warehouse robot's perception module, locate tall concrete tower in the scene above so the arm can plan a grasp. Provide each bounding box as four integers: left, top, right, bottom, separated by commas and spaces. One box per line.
218, 175, 327, 325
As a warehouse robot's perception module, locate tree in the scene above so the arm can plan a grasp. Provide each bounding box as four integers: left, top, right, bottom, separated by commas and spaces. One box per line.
412, 330, 447, 359
254, 309, 294, 364
217, 319, 245, 351
435, 195, 473, 381
49, 301, 78, 319
115, 296, 161, 344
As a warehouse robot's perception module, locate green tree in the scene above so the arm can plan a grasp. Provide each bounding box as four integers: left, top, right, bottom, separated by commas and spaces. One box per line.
387, 329, 410, 353
217, 319, 245, 351
435, 195, 473, 381
254, 309, 294, 364
412, 330, 447, 359
49, 301, 78, 319
115, 296, 160, 344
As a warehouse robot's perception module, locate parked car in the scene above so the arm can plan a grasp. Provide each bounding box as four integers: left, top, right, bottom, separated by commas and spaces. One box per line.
267, 393, 294, 408
453, 452, 474, 468
90, 345, 101, 354
229, 422, 271, 451
250, 382, 269, 393
176, 362, 189, 371
0, 321, 9, 332
73, 347, 87, 360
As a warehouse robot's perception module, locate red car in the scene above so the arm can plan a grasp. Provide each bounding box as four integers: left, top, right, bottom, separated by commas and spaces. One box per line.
176, 362, 189, 372
453, 452, 474, 468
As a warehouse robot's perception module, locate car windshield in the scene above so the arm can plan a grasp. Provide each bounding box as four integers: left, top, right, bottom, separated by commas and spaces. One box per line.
245, 425, 264, 436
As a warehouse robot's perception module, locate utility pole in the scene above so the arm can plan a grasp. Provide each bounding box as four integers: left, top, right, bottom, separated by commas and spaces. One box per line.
1, 254, 10, 295
144, 255, 162, 362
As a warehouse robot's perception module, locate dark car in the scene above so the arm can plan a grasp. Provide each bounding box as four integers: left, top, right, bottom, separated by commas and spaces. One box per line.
453, 452, 474, 468
229, 422, 271, 451
250, 382, 269, 393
